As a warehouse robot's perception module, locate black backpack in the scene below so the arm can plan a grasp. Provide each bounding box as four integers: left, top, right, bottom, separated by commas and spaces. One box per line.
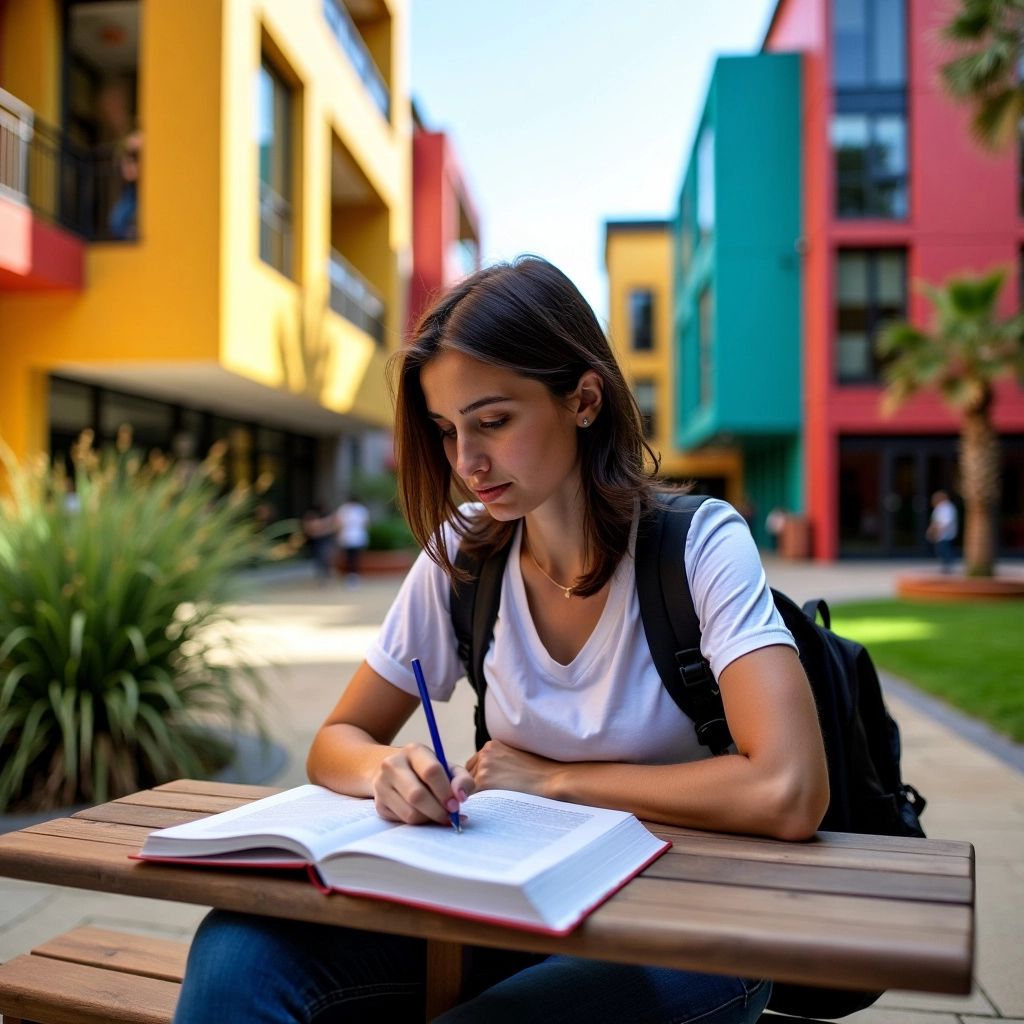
451, 493, 926, 1020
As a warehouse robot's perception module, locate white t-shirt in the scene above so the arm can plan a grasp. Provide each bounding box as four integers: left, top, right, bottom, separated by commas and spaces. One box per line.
366, 499, 795, 766
336, 502, 370, 549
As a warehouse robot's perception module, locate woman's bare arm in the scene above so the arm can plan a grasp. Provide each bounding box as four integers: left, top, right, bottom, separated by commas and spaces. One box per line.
468, 645, 829, 840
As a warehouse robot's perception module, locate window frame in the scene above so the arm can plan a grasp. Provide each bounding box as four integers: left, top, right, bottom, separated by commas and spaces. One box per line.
832, 101, 908, 220
257, 57, 294, 277
633, 377, 657, 440
832, 0, 906, 91
834, 247, 907, 385
698, 286, 714, 409
831, 0, 908, 221
628, 288, 655, 352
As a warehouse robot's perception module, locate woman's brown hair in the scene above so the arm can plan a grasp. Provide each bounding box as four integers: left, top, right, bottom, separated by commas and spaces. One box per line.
389, 255, 663, 596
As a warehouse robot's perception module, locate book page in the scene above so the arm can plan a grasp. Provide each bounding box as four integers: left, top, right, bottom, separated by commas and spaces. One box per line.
333, 790, 627, 883
143, 785, 392, 861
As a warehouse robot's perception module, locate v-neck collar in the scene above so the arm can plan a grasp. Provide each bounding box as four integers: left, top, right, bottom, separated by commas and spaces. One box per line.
504, 518, 635, 678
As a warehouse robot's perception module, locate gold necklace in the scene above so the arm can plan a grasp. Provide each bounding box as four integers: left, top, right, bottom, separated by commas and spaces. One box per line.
524, 538, 577, 599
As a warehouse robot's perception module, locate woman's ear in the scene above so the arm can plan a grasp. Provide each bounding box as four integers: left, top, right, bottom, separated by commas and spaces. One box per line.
574, 370, 604, 428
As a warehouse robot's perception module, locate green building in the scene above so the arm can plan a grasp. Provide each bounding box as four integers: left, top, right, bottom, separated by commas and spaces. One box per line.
675, 53, 803, 546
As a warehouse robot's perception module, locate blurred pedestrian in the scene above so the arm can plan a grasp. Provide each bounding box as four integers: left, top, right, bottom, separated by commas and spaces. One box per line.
335, 495, 370, 582
765, 507, 786, 551
108, 128, 142, 240
302, 504, 335, 584
925, 490, 958, 574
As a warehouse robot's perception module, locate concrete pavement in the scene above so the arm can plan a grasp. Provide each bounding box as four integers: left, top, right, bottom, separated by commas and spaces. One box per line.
1, 558, 1021, 1022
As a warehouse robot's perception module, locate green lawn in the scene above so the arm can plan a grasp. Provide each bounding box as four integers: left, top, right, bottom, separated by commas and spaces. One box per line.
829, 600, 1024, 745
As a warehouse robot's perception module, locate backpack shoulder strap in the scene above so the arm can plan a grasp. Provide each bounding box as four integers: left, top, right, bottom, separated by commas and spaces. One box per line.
635, 493, 733, 755
452, 538, 512, 750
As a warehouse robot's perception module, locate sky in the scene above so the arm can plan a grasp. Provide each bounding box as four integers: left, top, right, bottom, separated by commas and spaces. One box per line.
410, 0, 778, 321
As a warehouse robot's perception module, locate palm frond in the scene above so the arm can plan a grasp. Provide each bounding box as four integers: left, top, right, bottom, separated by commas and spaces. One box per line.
941, 49, 1013, 98
876, 268, 1022, 414
970, 86, 1024, 148
939, 0, 1024, 149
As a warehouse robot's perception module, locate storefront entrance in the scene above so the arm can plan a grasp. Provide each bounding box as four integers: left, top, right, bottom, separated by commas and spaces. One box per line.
839, 437, 958, 557
838, 435, 1024, 558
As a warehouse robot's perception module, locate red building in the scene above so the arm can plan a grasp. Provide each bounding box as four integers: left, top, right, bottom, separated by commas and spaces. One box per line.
408, 105, 481, 334
764, 0, 1024, 559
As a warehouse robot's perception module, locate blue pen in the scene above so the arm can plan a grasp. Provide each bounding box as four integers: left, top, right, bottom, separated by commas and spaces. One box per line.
411, 658, 462, 832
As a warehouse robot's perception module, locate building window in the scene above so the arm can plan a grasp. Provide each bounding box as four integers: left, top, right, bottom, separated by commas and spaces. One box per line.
679, 185, 694, 275
257, 59, 293, 277
629, 289, 654, 351
831, 0, 907, 219
833, 0, 905, 89
832, 111, 907, 218
835, 249, 906, 383
698, 286, 714, 408
634, 379, 656, 439
697, 126, 715, 239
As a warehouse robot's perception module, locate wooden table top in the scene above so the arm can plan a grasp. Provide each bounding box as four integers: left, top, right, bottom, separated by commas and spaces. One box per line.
0, 780, 975, 997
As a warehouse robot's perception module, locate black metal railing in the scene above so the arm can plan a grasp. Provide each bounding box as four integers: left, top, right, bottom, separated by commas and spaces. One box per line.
0, 87, 138, 241
322, 0, 390, 121
329, 248, 386, 344
260, 182, 293, 277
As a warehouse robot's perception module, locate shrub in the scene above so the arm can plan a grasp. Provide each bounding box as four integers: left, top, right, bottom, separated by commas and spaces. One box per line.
0, 433, 270, 813
367, 516, 416, 551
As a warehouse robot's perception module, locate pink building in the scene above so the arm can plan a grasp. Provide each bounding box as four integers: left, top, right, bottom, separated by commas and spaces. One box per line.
765, 0, 1024, 559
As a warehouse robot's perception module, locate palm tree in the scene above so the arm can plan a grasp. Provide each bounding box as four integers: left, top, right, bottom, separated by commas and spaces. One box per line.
877, 269, 1024, 576
940, 0, 1024, 150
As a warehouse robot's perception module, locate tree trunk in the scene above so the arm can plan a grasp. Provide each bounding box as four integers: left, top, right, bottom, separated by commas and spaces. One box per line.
959, 409, 1000, 576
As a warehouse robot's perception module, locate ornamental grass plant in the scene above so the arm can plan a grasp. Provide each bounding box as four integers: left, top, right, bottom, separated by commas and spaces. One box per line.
0, 431, 274, 813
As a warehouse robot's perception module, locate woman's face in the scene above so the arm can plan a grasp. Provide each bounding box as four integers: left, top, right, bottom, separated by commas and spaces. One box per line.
418, 348, 582, 521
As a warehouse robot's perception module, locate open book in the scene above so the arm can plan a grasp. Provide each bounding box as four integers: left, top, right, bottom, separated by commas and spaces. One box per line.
137, 784, 669, 934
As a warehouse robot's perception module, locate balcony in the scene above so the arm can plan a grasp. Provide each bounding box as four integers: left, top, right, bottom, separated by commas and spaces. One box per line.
322, 0, 390, 121
1, 87, 138, 243
0, 88, 33, 203
329, 248, 385, 344
0, 88, 87, 290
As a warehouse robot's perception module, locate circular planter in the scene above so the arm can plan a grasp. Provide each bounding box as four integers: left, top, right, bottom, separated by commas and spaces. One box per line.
340, 548, 418, 576
897, 574, 1024, 601
0, 731, 288, 835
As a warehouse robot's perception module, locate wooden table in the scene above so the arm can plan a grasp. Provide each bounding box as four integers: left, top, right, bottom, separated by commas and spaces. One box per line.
0, 780, 975, 1015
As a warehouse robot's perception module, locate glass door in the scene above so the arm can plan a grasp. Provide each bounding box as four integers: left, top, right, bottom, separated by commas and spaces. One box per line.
840, 437, 958, 557
888, 452, 921, 552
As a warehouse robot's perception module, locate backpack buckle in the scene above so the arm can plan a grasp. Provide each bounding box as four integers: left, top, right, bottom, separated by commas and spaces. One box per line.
695, 717, 731, 751
675, 649, 720, 697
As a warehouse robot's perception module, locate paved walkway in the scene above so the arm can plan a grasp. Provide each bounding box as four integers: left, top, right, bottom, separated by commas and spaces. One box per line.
1, 558, 1021, 1022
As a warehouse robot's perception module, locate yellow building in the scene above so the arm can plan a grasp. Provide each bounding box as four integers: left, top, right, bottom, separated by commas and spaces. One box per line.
604, 220, 742, 502
0, 0, 410, 517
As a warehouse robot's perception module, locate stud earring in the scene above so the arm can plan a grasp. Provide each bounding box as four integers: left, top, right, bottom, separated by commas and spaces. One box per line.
581, 417, 590, 427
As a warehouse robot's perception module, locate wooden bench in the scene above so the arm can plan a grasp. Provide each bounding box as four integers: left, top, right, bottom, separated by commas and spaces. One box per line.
0, 926, 186, 1024
0, 924, 841, 1024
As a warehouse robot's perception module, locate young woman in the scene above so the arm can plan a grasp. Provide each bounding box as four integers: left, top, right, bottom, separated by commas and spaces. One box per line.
173, 256, 829, 1024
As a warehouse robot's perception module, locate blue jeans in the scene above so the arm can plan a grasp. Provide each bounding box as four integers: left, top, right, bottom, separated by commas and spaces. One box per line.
172, 910, 771, 1023
935, 537, 955, 573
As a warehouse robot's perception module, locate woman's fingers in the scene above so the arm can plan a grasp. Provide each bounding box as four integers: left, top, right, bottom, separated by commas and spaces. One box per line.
449, 764, 475, 802
374, 744, 468, 826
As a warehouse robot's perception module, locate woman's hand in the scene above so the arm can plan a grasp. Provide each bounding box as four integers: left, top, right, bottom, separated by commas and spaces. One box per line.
371, 742, 474, 827
467, 740, 558, 796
